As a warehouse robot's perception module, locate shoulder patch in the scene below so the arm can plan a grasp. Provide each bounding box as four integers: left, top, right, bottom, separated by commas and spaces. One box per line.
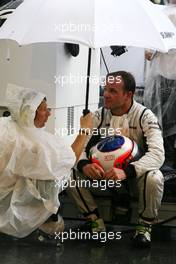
94, 110, 101, 120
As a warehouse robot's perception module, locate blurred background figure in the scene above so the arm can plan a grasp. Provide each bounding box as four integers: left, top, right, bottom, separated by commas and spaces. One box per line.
144, 0, 176, 170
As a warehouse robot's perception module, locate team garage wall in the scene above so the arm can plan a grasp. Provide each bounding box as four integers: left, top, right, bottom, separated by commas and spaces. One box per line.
0, 40, 100, 142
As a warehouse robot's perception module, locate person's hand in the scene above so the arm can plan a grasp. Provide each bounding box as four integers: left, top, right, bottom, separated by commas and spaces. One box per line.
80, 112, 93, 131
145, 50, 154, 61
83, 163, 105, 180
104, 168, 127, 181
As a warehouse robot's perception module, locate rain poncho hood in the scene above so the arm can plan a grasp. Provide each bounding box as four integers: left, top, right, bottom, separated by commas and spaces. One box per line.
6, 83, 45, 127
0, 84, 75, 237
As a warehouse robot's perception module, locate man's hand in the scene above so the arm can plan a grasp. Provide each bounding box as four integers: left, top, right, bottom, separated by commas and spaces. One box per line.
105, 168, 127, 181
80, 112, 93, 131
83, 163, 105, 180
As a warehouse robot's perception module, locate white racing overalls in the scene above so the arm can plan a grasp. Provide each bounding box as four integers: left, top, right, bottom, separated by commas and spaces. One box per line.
68, 100, 165, 222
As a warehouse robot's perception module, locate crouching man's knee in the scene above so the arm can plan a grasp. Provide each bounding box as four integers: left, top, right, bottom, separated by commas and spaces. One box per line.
146, 170, 164, 195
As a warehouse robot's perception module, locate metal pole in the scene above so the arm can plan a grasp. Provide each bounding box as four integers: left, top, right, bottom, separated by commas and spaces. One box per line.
83, 47, 91, 116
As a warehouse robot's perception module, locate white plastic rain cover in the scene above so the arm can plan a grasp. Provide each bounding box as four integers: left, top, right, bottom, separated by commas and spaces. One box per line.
144, 5, 176, 138
0, 84, 75, 237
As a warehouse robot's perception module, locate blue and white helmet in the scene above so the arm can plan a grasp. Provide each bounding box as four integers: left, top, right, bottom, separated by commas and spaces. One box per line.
90, 135, 139, 172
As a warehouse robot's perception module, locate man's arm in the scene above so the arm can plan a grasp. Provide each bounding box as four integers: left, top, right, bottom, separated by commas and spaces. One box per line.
105, 109, 165, 181
130, 109, 165, 178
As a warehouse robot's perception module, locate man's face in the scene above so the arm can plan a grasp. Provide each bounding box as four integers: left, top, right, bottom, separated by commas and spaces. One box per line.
34, 100, 51, 128
104, 76, 131, 112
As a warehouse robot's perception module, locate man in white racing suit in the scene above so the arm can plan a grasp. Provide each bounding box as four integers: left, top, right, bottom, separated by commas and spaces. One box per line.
68, 71, 164, 248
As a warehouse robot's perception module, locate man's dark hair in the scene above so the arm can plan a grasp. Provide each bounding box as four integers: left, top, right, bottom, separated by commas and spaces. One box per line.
106, 71, 136, 93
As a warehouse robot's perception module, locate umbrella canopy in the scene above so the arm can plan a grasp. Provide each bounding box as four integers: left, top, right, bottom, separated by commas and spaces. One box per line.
0, 0, 176, 115
0, 0, 175, 52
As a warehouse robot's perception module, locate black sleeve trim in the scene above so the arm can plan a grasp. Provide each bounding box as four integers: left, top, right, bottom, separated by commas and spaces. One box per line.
97, 107, 105, 129
139, 108, 147, 131
77, 159, 91, 172
124, 164, 137, 179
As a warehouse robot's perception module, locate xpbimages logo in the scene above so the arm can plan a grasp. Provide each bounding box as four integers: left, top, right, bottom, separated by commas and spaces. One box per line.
55, 230, 122, 243
55, 178, 122, 191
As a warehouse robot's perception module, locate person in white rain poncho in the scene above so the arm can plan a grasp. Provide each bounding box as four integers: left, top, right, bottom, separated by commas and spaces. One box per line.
0, 84, 92, 238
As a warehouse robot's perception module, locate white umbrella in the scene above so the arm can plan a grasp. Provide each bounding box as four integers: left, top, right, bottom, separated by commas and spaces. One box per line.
0, 0, 176, 113
0, 0, 175, 51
